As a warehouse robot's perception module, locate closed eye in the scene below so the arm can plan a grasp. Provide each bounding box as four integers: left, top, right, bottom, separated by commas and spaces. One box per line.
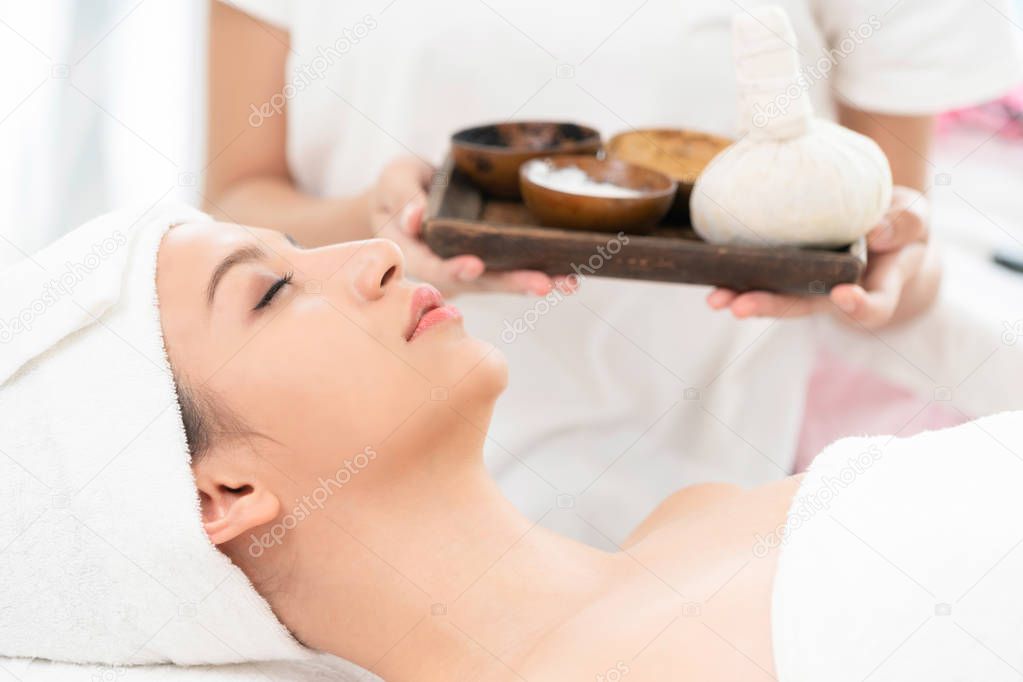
254, 272, 293, 311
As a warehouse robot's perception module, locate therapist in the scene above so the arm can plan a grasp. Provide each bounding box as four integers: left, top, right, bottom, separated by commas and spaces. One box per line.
204, 0, 1022, 545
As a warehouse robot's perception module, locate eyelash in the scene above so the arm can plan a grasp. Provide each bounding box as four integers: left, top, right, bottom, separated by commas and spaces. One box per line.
254, 271, 294, 311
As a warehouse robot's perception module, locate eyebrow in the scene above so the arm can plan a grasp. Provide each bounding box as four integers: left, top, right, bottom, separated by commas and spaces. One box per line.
206, 245, 267, 306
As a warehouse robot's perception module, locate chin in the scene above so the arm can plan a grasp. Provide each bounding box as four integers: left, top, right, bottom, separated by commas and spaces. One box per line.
449, 337, 508, 407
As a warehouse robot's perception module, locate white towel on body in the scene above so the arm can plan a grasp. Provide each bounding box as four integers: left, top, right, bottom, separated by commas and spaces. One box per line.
773, 411, 1023, 681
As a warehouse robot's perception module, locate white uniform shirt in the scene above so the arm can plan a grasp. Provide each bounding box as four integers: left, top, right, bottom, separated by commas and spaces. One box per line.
228, 0, 1022, 545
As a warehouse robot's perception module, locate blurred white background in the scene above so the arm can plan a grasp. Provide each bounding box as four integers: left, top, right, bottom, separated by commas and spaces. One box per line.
0, 0, 206, 264
0, 0, 1021, 275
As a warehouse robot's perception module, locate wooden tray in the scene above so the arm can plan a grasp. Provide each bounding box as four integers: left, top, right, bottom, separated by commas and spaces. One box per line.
423, 157, 866, 294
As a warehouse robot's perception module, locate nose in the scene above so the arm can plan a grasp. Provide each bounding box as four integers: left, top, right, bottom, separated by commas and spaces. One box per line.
347, 239, 405, 302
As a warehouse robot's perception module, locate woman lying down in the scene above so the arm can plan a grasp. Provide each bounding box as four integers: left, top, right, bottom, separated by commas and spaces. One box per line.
2, 206, 1022, 682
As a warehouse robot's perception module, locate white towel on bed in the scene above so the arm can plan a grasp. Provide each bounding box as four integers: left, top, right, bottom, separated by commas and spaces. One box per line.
0, 205, 372, 680
772, 411, 1023, 681
0, 656, 356, 681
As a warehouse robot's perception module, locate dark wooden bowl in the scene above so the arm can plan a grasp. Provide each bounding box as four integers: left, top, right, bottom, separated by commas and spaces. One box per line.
606, 129, 732, 222
451, 122, 602, 199
518, 156, 677, 234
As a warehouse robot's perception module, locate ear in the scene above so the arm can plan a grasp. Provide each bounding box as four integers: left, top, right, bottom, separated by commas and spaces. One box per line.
192, 458, 281, 546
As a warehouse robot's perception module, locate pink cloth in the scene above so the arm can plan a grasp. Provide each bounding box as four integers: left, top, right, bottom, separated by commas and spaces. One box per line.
794, 350, 968, 473
936, 84, 1023, 139
796, 87, 1021, 471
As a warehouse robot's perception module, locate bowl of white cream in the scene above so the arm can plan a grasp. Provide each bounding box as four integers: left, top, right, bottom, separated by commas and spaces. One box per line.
519, 156, 677, 233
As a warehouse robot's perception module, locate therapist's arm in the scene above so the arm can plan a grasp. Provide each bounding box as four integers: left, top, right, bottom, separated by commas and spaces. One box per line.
205, 0, 371, 246
205, 0, 563, 296
836, 106, 941, 326
708, 108, 941, 330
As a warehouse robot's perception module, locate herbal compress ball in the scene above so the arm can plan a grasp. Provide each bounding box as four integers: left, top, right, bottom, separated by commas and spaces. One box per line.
690, 5, 893, 248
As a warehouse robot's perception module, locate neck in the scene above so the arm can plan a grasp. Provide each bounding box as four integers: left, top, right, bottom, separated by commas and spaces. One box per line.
379, 469, 617, 681
276, 404, 620, 680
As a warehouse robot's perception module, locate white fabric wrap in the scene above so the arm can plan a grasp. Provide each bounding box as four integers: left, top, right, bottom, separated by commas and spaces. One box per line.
732, 4, 811, 141
0, 205, 366, 679
772, 412, 1023, 681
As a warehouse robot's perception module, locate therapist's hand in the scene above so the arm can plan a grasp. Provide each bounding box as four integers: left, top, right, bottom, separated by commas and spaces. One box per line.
369, 156, 576, 298
706, 186, 938, 330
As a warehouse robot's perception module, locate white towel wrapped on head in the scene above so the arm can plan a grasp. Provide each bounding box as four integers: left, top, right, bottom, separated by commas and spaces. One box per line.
0, 205, 370, 679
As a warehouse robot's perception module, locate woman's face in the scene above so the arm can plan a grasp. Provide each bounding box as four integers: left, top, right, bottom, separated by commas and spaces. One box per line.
156, 220, 506, 520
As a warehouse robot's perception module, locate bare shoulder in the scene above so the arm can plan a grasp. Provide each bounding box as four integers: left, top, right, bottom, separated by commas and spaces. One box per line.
623, 483, 746, 549
519, 479, 803, 681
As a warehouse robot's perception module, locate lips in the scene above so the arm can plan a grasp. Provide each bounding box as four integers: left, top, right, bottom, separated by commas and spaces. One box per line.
406, 285, 462, 342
